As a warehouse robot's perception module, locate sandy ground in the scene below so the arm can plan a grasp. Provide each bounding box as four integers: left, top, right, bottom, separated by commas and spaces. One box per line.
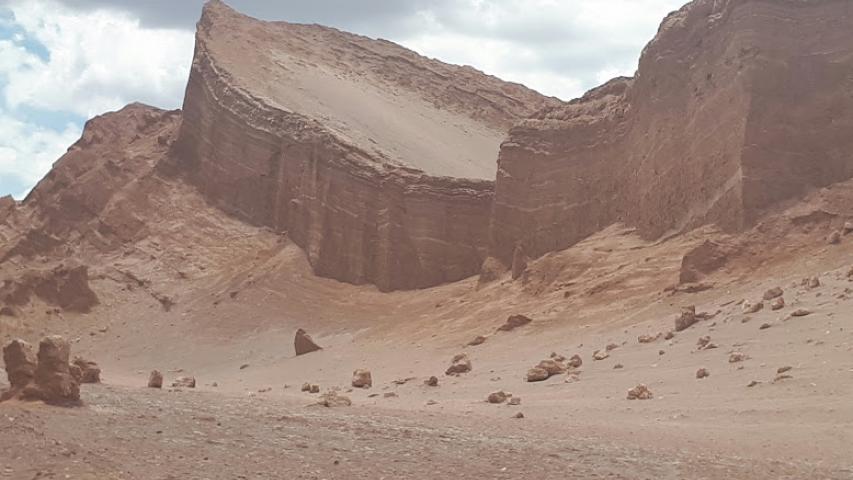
3, 178, 853, 479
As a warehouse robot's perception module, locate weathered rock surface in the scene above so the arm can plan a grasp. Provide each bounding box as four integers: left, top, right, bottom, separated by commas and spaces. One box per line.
294, 328, 322, 356
0, 265, 98, 313
171, 1, 558, 292
488, 0, 853, 266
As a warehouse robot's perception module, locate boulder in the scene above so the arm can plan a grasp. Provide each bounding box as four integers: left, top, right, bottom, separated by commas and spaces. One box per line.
769, 297, 785, 311
497, 314, 533, 332
802, 276, 820, 289
445, 354, 472, 376
790, 309, 811, 317
294, 328, 322, 356
148, 370, 163, 388
71, 357, 101, 384
674, 306, 698, 332
536, 359, 566, 376
351, 369, 372, 388
626, 384, 653, 400
525, 367, 550, 382
696, 368, 710, 379
2, 339, 36, 390
23, 336, 80, 405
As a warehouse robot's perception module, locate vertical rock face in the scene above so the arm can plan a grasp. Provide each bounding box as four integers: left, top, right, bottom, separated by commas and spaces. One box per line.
489, 0, 853, 264
171, 1, 559, 291
2, 339, 36, 390
29, 336, 80, 404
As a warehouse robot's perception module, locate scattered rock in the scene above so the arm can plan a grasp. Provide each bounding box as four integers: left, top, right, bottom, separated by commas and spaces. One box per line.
567, 354, 583, 369
696, 336, 711, 349
790, 309, 811, 317
425, 376, 439, 387
696, 368, 710, 379
148, 370, 163, 389
773, 374, 793, 383
626, 384, 653, 400
310, 384, 320, 394
383, 392, 398, 398
172, 377, 196, 388
592, 350, 609, 361
301, 383, 312, 392
467, 335, 487, 346
747, 380, 761, 388
536, 359, 566, 376
728, 352, 749, 363
525, 367, 550, 382
71, 357, 101, 384
674, 306, 698, 331
508, 397, 521, 406
239, 363, 250, 370
613, 364, 624, 369
497, 314, 533, 332
513, 412, 525, 419
664, 331, 675, 340
638, 333, 660, 344
742, 301, 764, 314
760, 322, 772, 330
605, 343, 620, 352
18, 336, 81, 405
777, 366, 793, 374
317, 391, 352, 407
487, 391, 508, 404
844, 221, 853, 235
769, 297, 785, 311
802, 276, 820, 289
763, 287, 784, 301
351, 369, 372, 388
294, 328, 322, 356
445, 354, 472, 376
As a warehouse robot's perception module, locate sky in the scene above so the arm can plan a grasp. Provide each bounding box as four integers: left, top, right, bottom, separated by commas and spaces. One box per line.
0, 0, 687, 199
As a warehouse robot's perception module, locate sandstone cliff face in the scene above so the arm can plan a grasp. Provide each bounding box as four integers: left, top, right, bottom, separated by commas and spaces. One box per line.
489, 0, 853, 264
172, 1, 558, 291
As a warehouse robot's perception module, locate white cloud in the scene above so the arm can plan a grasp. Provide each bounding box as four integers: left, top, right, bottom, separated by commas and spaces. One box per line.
2, 0, 194, 117
0, 109, 80, 199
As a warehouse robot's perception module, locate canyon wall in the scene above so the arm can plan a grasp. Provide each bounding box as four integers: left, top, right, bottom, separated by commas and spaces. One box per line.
489, 0, 853, 265
171, 1, 558, 291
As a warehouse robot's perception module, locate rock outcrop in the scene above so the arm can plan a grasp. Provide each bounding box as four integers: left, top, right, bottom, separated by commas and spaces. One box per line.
0, 265, 98, 313
488, 0, 853, 265
171, 1, 558, 292
1, 339, 36, 399
2, 336, 82, 405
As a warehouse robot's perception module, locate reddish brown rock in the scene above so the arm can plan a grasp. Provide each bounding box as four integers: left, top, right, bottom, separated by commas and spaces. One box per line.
674, 306, 698, 332
487, 0, 853, 267
425, 376, 439, 387
525, 367, 550, 383
770, 297, 785, 311
535, 359, 566, 376
445, 354, 472, 376
2, 339, 36, 392
294, 328, 322, 356
148, 370, 163, 389
317, 391, 352, 407
487, 391, 508, 404
497, 314, 533, 332
172, 377, 197, 388
626, 384, 653, 401
351, 369, 373, 388
592, 350, 609, 361
21, 336, 80, 405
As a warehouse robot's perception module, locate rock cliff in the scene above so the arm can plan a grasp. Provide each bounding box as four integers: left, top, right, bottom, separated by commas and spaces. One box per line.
489, 0, 853, 264
171, 0, 558, 291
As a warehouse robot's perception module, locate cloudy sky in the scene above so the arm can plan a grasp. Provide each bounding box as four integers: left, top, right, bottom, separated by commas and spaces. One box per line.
0, 0, 686, 198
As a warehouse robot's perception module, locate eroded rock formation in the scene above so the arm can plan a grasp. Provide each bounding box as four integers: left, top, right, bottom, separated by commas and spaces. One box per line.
489, 0, 853, 265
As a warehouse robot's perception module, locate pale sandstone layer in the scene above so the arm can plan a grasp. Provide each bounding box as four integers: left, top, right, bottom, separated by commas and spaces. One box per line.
172, 1, 558, 291
489, 0, 853, 265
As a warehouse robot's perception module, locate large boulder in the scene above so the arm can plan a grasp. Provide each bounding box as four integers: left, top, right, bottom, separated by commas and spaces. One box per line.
294, 328, 322, 356
23, 336, 80, 405
2, 339, 36, 390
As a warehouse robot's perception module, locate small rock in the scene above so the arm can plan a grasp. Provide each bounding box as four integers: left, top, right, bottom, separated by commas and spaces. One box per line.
777, 366, 793, 374
172, 376, 196, 388
383, 392, 398, 398
658, 350, 666, 356
759, 322, 772, 330
790, 309, 811, 317
317, 391, 352, 407
773, 374, 793, 383
747, 380, 761, 388
763, 287, 784, 301
674, 306, 698, 332
445, 354, 472, 376
626, 384, 653, 400
467, 336, 487, 347
310, 384, 320, 394
497, 314, 533, 332
425, 376, 439, 387
536, 359, 566, 376
664, 331, 675, 340
71, 357, 101, 384
769, 297, 785, 311
696, 336, 711, 349
844, 221, 853, 235
696, 368, 710, 379
742, 301, 764, 314
728, 352, 748, 363
566, 354, 583, 369
828, 230, 842, 245
592, 350, 609, 361
148, 370, 163, 389
802, 276, 820, 289
526, 367, 550, 383
487, 391, 508, 404
294, 328, 322, 356
508, 397, 521, 406
613, 364, 624, 369
351, 369, 372, 388
239, 364, 250, 370
513, 412, 525, 419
